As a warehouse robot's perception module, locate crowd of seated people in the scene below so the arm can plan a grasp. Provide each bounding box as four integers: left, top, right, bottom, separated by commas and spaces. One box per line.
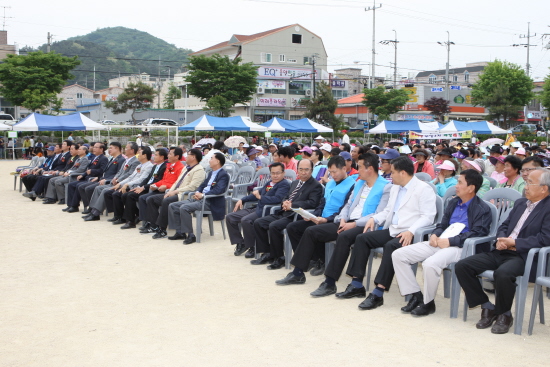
18, 135, 550, 335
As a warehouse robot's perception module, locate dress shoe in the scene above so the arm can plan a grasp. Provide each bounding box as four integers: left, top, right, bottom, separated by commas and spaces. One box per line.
138, 222, 150, 231
244, 247, 256, 258
43, 199, 56, 204
335, 283, 366, 299
152, 229, 167, 239
250, 253, 274, 265
310, 281, 337, 297
401, 293, 422, 313
23, 191, 36, 198
58, 199, 65, 205
42, 197, 49, 202
82, 213, 93, 219
411, 300, 436, 316
168, 232, 186, 241
120, 222, 136, 229
112, 218, 125, 225
62, 206, 71, 212
267, 256, 285, 270
276, 272, 306, 285
234, 243, 246, 256
183, 234, 197, 245
81, 208, 91, 215
108, 216, 120, 222
306, 260, 317, 272
141, 226, 158, 234
358, 293, 384, 310
476, 308, 497, 329
67, 206, 80, 213
491, 313, 513, 334
84, 215, 100, 222
310, 260, 325, 276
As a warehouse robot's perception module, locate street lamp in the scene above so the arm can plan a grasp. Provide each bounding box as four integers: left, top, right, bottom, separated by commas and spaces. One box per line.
438, 31, 455, 118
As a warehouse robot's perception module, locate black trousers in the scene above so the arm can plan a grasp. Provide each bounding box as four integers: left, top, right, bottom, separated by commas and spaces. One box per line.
346, 229, 401, 290
121, 191, 149, 223
253, 214, 294, 258
79, 182, 99, 208
32, 175, 54, 195
455, 250, 526, 315
67, 180, 93, 207
226, 208, 258, 248
138, 191, 164, 221
156, 194, 179, 228
104, 189, 122, 215
22, 174, 39, 192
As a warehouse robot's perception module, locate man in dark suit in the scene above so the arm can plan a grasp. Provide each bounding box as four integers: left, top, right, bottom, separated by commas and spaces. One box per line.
456, 168, 550, 334
22, 143, 64, 195
252, 159, 324, 269
167, 152, 230, 245
64, 142, 108, 212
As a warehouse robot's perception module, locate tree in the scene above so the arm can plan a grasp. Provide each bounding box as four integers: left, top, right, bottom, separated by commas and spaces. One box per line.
482, 83, 520, 128
163, 84, 182, 109
302, 82, 344, 134
362, 86, 409, 121
540, 72, 550, 126
471, 60, 533, 127
424, 97, 451, 121
186, 54, 258, 117
105, 82, 157, 122
0, 51, 80, 112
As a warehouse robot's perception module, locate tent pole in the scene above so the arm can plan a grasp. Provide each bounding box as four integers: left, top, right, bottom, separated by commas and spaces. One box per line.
167, 126, 170, 147
176, 126, 179, 146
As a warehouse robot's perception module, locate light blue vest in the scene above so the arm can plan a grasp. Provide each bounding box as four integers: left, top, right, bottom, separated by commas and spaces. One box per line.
322, 176, 357, 217
352, 175, 389, 217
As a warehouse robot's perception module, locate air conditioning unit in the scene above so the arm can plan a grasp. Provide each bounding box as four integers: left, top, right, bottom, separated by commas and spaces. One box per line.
305, 89, 312, 97
257, 87, 265, 94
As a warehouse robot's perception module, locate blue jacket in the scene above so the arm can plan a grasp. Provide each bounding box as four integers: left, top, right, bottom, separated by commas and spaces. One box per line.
241, 179, 290, 217
196, 168, 230, 220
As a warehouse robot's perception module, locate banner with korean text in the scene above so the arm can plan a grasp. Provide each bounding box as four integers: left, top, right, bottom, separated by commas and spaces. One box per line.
409, 130, 473, 140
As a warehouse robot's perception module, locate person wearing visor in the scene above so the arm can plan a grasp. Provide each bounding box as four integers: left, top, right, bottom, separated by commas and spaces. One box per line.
432, 159, 458, 197
489, 155, 506, 183
461, 158, 490, 197
412, 149, 435, 179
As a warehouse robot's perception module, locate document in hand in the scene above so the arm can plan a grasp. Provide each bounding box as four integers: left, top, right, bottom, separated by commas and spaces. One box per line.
440, 223, 466, 238
291, 207, 317, 220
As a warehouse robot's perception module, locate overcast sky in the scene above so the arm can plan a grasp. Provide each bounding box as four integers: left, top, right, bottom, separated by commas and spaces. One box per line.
8, 0, 550, 81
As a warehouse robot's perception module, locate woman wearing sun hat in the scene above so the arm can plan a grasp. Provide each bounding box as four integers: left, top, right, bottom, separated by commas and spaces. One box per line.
432, 159, 458, 197
461, 158, 490, 197
489, 155, 506, 183
412, 148, 435, 179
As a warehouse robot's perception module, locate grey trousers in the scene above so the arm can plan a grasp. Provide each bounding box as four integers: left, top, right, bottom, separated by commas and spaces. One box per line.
168, 197, 210, 235
46, 176, 68, 200
90, 184, 113, 212
392, 241, 463, 304
225, 208, 258, 248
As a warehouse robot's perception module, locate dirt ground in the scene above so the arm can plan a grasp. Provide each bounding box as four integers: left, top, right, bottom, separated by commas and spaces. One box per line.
1, 159, 549, 367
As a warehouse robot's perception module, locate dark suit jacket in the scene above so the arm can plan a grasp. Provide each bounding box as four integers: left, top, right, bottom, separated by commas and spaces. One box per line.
241, 179, 291, 217
100, 155, 126, 182
61, 155, 77, 172
277, 176, 323, 218
497, 196, 550, 262
196, 168, 230, 220
50, 153, 67, 171
87, 154, 109, 178
140, 162, 167, 191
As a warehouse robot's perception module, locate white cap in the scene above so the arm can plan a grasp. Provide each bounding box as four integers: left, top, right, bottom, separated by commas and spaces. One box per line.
320, 143, 332, 152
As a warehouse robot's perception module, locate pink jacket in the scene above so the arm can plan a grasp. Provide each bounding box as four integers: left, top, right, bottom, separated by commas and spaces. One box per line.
414, 160, 436, 179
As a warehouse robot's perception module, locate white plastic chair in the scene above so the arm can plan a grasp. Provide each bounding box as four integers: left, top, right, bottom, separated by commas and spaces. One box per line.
414, 172, 432, 182
527, 246, 550, 335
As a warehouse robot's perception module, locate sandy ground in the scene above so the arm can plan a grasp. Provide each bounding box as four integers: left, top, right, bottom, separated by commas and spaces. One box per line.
1, 159, 549, 367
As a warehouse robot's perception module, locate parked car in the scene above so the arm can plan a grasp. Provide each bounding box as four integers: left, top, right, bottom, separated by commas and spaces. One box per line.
0, 113, 16, 126
143, 118, 177, 126
100, 119, 116, 125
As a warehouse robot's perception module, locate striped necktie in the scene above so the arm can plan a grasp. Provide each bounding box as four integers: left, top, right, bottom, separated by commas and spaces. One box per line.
288, 180, 304, 201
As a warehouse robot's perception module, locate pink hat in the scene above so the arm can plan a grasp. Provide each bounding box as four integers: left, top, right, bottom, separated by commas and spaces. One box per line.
462, 160, 482, 173
515, 148, 526, 155
436, 160, 456, 171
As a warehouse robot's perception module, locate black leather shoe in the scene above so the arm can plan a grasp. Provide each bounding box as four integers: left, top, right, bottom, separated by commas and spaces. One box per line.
411, 300, 436, 316
58, 199, 65, 205
244, 247, 256, 259
108, 216, 120, 222
139, 224, 151, 233
183, 234, 197, 245
43, 199, 56, 204
310, 260, 325, 276
82, 213, 93, 219
310, 281, 337, 297
336, 283, 366, 299
112, 218, 125, 225
67, 206, 79, 213
234, 243, 246, 256
84, 215, 100, 221
152, 229, 167, 239
121, 222, 136, 229
138, 222, 149, 231
250, 253, 273, 265
168, 232, 186, 241
267, 257, 285, 270
401, 293, 422, 313
23, 191, 36, 198
358, 293, 384, 310
491, 314, 513, 334
276, 272, 306, 285
62, 206, 71, 212
306, 260, 317, 272
476, 308, 497, 329
81, 208, 91, 215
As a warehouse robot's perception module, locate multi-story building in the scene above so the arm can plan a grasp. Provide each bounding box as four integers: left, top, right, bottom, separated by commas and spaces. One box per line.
174, 24, 329, 122
108, 73, 174, 109
415, 62, 487, 86
0, 30, 18, 117
58, 84, 95, 110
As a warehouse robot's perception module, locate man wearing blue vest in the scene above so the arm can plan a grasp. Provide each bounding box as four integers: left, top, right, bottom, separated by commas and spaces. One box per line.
276, 153, 391, 296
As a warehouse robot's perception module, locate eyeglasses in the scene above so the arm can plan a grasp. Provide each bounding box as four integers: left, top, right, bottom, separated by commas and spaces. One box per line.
381, 160, 391, 164
521, 168, 537, 173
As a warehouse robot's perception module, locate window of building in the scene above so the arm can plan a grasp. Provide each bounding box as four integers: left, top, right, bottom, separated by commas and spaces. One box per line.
292, 34, 302, 44
289, 81, 311, 95
76, 93, 83, 98
261, 52, 272, 63
452, 75, 458, 82
332, 89, 348, 99
279, 54, 285, 62
464, 71, 470, 82
428, 74, 436, 84
440, 76, 446, 82
287, 58, 297, 63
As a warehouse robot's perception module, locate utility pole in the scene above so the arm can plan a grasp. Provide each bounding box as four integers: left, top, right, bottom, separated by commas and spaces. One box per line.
438, 31, 455, 107
311, 54, 317, 99
365, 1, 382, 89
1, 6, 12, 31
380, 29, 398, 88
513, 22, 537, 123
158, 56, 162, 109
93, 64, 96, 91
47, 32, 52, 52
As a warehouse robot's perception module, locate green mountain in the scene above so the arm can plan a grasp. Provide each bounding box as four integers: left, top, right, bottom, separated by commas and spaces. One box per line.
28, 27, 193, 90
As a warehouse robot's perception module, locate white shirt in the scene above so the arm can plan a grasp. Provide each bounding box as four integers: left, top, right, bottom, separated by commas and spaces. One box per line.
350, 184, 372, 220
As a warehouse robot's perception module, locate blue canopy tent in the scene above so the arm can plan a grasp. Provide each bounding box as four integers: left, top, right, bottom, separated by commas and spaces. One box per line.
439, 120, 508, 135
367, 120, 443, 134
178, 115, 267, 132
261, 117, 333, 133
11, 113, 106, 131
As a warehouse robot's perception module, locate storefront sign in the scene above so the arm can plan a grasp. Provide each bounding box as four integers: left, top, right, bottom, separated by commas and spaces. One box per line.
450, 85, 461, 90
330, 80, 346, 88
454, 95, 465, 104
431, 87, 444, 92
256, 97, 287, 107
409, 130, 473, 140
257, 80, 286, 89
290, 97, 306, 108
398, 114, 434, 121
257, 66, 317, 80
